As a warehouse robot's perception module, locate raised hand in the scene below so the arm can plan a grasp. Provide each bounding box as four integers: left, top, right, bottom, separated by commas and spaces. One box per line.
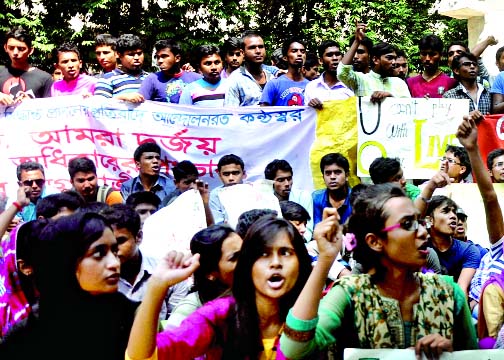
355, 20, 367, 42
196, 179, 210, 204
152, 251, 200, 288
456, 116, 478, 151
313, 207, 342, 262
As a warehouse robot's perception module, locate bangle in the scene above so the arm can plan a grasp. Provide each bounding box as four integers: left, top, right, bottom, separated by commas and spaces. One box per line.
12, 201, 24, 211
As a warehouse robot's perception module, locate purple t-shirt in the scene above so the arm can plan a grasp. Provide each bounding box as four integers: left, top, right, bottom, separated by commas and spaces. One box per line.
139, 70, 202, 103
51, 74, 97, 96
260, 75, 308, 106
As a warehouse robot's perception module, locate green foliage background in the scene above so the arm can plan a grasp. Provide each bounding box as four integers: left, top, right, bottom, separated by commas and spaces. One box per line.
0, 0, 466, 73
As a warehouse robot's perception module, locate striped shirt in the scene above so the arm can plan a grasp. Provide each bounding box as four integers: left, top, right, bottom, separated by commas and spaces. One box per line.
469, 236, 504, 302
178, 78, 228, 107
443, 82, 491, 115
94, 68, 149, 98
337, 63, 411, 98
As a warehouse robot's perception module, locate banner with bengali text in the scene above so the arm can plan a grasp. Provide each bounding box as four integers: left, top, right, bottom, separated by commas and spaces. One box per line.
0, 96, 316, 198
357, 97, 469, 179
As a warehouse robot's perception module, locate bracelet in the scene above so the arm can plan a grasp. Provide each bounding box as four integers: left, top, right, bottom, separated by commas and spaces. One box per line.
12, 201, 24, 211
419, 196, 430, 204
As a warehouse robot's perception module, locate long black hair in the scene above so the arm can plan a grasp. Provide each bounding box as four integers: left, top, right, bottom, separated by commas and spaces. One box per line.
224, 217, 312, 359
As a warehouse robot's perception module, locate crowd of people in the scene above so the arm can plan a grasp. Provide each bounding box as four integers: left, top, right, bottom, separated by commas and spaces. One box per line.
1, 21, 504, 359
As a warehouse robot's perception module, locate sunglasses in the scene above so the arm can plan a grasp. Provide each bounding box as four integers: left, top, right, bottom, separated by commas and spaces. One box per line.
382, 218, 427, 232
20, 179, 45, 187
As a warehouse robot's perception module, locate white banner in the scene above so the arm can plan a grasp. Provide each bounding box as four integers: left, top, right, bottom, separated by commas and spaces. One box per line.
0, 96, 316, 197
357, 97, 469, 179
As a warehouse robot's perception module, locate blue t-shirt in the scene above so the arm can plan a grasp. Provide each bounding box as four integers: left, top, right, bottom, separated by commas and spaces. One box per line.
260, 75, 308, 106
312, 187, 352, 227
432, 239, 482, 281
138, 70, 202, 103
490, 72, 504, 95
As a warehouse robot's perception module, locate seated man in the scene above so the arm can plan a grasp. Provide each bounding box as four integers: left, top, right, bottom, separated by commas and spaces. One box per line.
125, 191, 160, 226
51, 42, 96, 96
68, 157, 122, 204
160, 160, 213, 226
264, 159, 313, 241
14, 161, 56, 222
101, 204, 189, 320
426, 195, 482, 297
442, 145, 472, 183
94, 34, 148, 103
312, 153, 352, 227
209, 154, 246, 224
487, 148, 504, 183
120, 142, 175, 202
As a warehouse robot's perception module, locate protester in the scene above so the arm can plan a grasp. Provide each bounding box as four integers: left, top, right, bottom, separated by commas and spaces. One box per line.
166, 224, 242, 327
50, 42, 96, 97
0, 212, 138, 360
281, 185, 477, 358
120, 142, 175, 202
94, 34, 118, 75
126, 217, 312, 359
139, 39, 201, 103
0, 27, 52, 104
125, 191, 160, 225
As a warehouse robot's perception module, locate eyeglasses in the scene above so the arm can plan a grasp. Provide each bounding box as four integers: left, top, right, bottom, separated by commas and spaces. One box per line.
382, 218, 427, 232
20, 179, 45, 187
441, 156, 461, 165
493, 161, 504, 170
460, 61, 477, 68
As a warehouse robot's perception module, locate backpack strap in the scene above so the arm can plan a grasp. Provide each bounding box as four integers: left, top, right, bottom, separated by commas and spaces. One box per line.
97, 185, 111, 203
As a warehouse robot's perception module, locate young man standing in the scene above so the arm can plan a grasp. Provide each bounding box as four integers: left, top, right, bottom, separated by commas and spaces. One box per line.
304, 40, 354, 109
312, 153, 352, 226
407, 35, 456, 98
220, 37, 244, 79
338, 23, 410, 102
102, 204, 189, 320
260, 39, 308, 106
224, 31, 274, 106
179, 45, 227, 107
264, 159, 313, 241
0, 27, 52, 105
51, 43, 97, 96
302, 52, 320, 81
120, 142, 175, 202
94, 34, 148, 103
68, 157, 122, 204
139, 39, 201, 104
125, 191, 160, 226
393, 49, 409, 80
349, 35, 373, 74
94, 34, 118, 75
209, 154, 246, 224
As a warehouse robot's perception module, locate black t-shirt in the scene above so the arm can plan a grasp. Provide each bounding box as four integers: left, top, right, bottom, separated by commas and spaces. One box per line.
0, 65, 53, 100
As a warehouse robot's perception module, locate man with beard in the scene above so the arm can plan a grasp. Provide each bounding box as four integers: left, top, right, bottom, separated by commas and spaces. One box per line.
179, 45, 226, 107
94, 34, 149, 103
120, 142, 175, 202
68, 157, 122, 205
338, 22, 410, 102
348, 34, 373, 74
304, 40, 354, 109
260, 38, 309, 106
444, 52, 491, 118
407, 34, 456, 98
224, 31, 275, 106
